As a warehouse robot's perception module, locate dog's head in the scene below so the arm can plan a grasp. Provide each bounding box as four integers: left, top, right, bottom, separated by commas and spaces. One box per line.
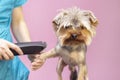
52, 7, 98, 46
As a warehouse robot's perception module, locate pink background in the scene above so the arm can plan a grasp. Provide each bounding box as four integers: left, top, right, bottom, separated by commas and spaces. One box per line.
19, 0, 120, 80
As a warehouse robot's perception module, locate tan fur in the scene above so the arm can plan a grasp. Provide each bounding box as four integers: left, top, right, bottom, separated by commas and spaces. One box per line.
41, 7, 98, 80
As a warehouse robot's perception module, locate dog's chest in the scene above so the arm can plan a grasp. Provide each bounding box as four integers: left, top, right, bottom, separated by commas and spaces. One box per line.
62, 51, 81, 66
56, 45, 86, 66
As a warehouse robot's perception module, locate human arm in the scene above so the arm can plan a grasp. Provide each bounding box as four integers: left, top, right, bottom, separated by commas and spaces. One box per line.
0, 6, 27, 60
11, 6, 46, 65
11, 6, 31, 42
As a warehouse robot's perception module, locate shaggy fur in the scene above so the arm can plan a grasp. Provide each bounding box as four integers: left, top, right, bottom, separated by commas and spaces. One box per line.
40, 7, 98, 80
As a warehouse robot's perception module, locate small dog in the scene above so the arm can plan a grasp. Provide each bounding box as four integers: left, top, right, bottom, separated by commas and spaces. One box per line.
39, 7, 98, 80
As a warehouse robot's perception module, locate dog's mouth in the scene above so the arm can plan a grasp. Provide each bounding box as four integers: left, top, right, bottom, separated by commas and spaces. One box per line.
64, 37, 85, 45
59, 33, 88, 46
66, 38, 84, 42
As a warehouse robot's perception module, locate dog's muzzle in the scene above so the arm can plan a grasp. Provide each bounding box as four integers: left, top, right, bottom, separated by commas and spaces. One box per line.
71, 34, 77, 39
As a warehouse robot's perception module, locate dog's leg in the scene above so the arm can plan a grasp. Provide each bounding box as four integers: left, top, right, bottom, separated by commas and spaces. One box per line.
40, 48, 58, 59
84, 64, 88, 80
56, 58, 66, 80
69, 66, 77, 80
77, 63, 88, 80
77, 51, 88, 80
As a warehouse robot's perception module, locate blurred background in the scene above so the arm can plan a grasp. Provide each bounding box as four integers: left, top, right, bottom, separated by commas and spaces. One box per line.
17, 0, 120, 80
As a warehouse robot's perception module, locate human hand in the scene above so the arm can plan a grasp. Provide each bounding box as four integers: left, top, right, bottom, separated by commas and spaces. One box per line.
0, 39, 23, 60
28, 53, 46, 70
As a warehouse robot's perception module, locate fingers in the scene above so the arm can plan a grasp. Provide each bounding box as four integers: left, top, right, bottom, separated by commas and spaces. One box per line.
31, 58, 46, 70
5, 48, 14, 59
7, 41, 23, 55
0, 48, 14, 60
1, 52, 9, 60
0, 39, 23, 60
31, 62, 44, 70
29, 52, 50, 71
28, 53, 46, 70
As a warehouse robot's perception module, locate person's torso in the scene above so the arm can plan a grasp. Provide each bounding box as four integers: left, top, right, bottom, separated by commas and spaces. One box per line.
0, 0, 14, 41
0, 1, 29, 80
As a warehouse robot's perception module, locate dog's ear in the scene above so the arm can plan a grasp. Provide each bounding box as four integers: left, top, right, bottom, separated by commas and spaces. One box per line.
52, 20, 58, 31
52, 13, 62, 31
89, 11, 98, 27
52, 11, 68, 31
82, 10, 98, 37
83, 10, 98, 27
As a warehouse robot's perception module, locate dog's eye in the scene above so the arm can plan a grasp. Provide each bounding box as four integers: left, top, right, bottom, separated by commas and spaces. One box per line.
65, 26, 69, 29
65, 26, 71, 29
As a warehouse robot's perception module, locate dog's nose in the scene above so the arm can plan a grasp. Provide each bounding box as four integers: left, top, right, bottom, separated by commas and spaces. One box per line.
71, 34, 77, 39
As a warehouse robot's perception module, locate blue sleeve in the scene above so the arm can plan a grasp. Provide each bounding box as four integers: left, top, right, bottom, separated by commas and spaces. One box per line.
13, 0, 27, 8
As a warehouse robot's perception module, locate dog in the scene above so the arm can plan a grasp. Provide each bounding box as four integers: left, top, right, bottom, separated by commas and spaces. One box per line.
38, 7, 98, 80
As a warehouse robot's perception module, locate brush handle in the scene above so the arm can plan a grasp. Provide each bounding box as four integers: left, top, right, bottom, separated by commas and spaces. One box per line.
10, 41, 47, 56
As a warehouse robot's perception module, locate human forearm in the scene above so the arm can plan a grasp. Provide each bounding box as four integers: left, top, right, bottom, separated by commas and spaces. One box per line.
11, 20, 31, 42
11, 7, 31, 42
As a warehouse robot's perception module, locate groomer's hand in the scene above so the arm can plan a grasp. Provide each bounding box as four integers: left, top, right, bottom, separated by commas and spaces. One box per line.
28, 53, 46, 70
0, 39, 23, 60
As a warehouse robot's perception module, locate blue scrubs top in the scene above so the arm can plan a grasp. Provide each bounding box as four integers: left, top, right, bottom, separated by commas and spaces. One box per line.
0, 0, 29, 80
